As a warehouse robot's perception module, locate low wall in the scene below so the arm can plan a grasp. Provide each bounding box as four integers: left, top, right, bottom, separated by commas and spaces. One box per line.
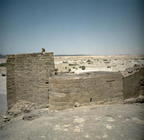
49, 72, 123, 110
123, 68, 144, 99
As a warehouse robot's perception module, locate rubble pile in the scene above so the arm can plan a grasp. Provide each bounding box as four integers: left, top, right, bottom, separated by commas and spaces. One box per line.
121, 64, 144, 77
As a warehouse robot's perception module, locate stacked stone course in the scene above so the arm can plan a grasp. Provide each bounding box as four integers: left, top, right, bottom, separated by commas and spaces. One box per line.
7, 53, 54, 109
6, 52, 144, 110
49, 72, 123, 109
123, 68, 144, 99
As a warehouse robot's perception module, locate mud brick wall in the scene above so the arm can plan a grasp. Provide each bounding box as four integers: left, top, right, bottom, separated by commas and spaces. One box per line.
49, 72, 123, 110
123, 68, 144, 99
7, 53, 54, 109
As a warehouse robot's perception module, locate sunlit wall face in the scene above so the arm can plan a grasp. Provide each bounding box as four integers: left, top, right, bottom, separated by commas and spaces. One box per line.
0, 0, 144, 55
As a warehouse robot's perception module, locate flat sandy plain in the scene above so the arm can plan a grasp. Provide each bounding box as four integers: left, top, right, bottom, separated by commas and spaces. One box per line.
0, 55, 144, 140
54, 55, 144, 73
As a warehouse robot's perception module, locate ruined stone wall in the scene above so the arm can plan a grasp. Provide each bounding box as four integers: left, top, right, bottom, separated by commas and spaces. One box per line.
123, 68, 144, 99
7, 53, 55, 109
7, 55, 16, 109
7, 53, 144, 111
49, 72, 123, 110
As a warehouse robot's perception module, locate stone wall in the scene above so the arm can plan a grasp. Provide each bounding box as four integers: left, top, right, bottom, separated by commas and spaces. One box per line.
6, 53, 144, 111
123, 68, 144, 99
7, 55, 16, 109
7, 53, 55, 109
49, 72, 123, 110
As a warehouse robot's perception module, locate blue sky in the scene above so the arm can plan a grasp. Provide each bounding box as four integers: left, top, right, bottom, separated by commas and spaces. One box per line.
0, 0, 144, 55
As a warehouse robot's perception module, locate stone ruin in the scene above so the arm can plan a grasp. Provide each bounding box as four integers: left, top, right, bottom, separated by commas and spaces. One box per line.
7, 52, 55, 109
6, 52, 144, 111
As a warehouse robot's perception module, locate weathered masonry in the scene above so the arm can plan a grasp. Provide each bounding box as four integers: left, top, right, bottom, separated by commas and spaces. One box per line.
49, 69, 144, 110
123, 68, 144, 99
7, 53, 55, 109
49, 72, 123, 110
6, 52, 144, 110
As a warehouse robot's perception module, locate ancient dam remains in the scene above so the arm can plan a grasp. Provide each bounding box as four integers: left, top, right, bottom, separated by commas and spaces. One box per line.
7, 52, 144, 110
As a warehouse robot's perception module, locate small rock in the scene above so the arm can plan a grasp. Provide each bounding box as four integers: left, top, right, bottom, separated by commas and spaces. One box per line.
105, 124, 112, 129
3, 118, 10, 122
124, 98, 137, 104
63, 124, 71, 128
74, 117, 85, 123
73, 126, 81, 132
22, 113, 40, 121
74, 102, 80, 107
3, 115, 7, 119
2, 115, 10, 122
63, 128, 68, 131
136, 95, 144, 103
127, 68, 133, 73
84, 134, 89, 138
124, 95, 144, 104
107, 117, 115, 122
54, 124, 61, 130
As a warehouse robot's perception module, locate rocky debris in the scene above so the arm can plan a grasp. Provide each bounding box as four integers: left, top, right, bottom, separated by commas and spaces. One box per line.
8, 100, 36, 117
124, 95, 144, 104
22, 112, 40, 121
127, 68, 133, 73
0, 114, 11, 129
122, 65, 144, 77
2, 115, 10, 122
74, 102, 80, 107
7, 101, 49, 118
0, 107, 49, 128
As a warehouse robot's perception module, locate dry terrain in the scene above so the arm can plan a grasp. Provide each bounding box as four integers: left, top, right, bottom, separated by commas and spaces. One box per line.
0, 104, 144, 140
0, 55, 144, 140
54, 55, 144, 73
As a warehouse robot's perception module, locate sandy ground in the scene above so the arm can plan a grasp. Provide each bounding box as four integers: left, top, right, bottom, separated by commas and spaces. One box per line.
0, 104, 144, 140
